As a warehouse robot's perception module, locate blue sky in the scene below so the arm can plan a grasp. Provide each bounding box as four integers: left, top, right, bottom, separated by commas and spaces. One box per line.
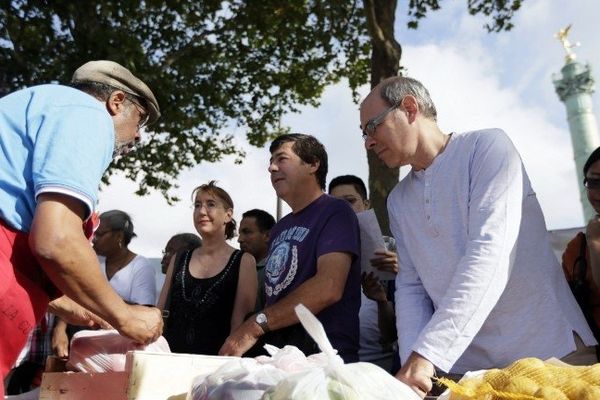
99, 0, 600, 258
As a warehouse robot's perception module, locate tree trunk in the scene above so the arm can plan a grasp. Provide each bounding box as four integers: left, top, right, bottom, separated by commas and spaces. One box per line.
363, 0, 401, 235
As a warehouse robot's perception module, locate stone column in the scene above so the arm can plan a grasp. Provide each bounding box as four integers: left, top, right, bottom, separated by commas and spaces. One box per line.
554, 60, 600, 222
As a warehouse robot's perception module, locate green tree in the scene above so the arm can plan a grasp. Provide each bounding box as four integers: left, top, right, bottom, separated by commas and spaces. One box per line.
0, 0, 522, 228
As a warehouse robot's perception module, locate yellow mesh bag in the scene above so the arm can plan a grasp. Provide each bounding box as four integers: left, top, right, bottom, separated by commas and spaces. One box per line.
436, 358, 600, 400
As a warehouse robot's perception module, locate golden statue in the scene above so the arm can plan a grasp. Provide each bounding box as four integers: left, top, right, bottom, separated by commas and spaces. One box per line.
555, 24, 580, 62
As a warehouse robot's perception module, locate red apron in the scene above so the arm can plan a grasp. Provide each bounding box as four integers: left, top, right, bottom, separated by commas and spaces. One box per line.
0, 219, 56, 389
0, 213, 97, 391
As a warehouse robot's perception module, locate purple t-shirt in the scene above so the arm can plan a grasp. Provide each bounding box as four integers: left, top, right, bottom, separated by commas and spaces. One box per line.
265, 194, 361, 361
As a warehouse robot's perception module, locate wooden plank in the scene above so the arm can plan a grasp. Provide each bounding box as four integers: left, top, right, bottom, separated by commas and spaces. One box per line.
39, 371, 129, 400
39, 351, 235, 399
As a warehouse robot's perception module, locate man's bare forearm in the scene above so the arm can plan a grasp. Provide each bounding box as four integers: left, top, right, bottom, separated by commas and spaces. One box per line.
30, 196, 129, 327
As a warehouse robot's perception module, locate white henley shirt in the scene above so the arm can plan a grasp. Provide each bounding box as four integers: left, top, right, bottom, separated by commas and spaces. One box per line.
388, 128, 595, 373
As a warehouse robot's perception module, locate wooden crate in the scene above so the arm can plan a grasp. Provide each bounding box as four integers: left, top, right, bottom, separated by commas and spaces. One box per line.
39, 351, 235, 399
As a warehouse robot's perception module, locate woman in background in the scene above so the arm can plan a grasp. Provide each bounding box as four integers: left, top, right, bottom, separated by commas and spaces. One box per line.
562, 147, 600, 361
93, 210, 157, 305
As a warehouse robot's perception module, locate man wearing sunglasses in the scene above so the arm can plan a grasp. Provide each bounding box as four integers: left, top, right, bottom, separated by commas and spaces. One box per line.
0, 60, 163, 391
359, 76, 596, 398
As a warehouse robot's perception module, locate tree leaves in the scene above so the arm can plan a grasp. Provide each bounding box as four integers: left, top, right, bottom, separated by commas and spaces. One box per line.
0, 0, 522, 203
0, 0, 370, 201
408, 0, 522, 32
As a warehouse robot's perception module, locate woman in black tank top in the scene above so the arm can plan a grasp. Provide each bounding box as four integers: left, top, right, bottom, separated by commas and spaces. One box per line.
158, 181, 257, 355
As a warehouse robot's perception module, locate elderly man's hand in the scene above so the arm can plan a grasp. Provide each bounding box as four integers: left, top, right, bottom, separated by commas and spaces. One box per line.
115, 304, 163, 345
395, 352, 436, 399
219, 318, 263, 357
48, 296, 111, 329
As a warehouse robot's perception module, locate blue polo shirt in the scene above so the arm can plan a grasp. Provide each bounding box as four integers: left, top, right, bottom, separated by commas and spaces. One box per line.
0, 84, 114, 232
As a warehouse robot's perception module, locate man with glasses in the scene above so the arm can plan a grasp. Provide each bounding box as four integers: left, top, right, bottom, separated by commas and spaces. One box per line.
0, 60, 163, 391
360, 76, 596, 398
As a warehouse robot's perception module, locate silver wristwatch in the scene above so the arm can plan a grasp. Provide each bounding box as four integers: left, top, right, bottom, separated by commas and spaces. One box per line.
255, 312, 269, 333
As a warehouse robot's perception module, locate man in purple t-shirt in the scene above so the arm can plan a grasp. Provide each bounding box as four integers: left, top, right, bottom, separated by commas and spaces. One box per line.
220, 134, 361, 362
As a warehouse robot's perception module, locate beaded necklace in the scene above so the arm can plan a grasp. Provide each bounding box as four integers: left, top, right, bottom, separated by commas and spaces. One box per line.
180, 249, 240, 304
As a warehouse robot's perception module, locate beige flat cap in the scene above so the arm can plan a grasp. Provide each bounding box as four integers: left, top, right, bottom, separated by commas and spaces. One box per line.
72, 60, 160, 125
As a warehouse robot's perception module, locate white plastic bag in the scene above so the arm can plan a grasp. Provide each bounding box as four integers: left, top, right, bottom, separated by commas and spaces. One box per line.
188, 344, 330, 400
189, 304, 419, 400
188, 357, 288, 400
66, 329, 170, 372
262, 304, 420, 400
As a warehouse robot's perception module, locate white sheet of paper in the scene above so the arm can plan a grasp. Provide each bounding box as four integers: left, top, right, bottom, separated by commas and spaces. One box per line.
356, 209, 396, 281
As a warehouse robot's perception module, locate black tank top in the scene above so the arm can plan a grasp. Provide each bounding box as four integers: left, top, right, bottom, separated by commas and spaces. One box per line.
164, 249, 243, 355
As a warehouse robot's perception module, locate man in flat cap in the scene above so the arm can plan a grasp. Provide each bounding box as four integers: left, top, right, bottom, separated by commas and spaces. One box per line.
0, 60, 163, 390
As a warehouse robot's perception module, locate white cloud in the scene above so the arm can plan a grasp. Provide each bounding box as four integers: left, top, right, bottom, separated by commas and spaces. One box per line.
100, 0, 600, 256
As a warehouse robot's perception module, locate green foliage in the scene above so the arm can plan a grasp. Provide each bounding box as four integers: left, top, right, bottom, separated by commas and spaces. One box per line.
408, 0, 523, 32
467, 0, 522, 32
0, 0, 370, 202
0, 0, 522, 202
408, 0, 442, 29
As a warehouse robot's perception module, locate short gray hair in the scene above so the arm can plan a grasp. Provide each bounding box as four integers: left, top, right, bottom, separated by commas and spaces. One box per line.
378, 77, 437, 121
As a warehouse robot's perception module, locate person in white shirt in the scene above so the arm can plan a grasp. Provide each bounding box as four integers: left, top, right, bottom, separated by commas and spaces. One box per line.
93, 210, 156, 305
328, 174, 398, 372
359, 76, 596, 398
